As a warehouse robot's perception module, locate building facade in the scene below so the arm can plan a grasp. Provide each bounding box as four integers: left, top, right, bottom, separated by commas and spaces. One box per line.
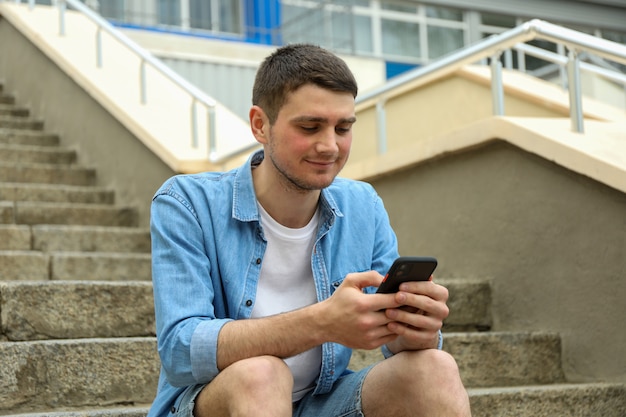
70, 0, 626, 78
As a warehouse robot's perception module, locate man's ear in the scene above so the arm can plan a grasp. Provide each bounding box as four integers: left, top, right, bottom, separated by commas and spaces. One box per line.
249, 105, 269, 144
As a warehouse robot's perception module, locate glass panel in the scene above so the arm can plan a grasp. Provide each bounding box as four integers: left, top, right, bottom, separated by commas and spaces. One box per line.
481, 13, 515, 28
426, 5, 463, 21
330, 10, 372, 54
381, 1, 416, 13
158, 0, 181, 26
524, 39, 557, 71
427, 26, 463, 59
219, 0, 241, 33
190, 0, 212, 30
601, 30, 626, 71
98, 0, 125, 20
332, 10, 355, 51
282, 5, 325, 46
334, 0, 370, 6
353, 14, 373, 54
603, 30, 626, 44
382, 18, 420, 58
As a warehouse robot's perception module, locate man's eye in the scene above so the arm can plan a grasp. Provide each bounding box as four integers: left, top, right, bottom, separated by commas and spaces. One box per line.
336, 126, 352, 134
301, 126, 318, 132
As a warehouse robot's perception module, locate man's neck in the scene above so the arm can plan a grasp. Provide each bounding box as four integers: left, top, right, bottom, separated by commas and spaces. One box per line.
252, 164, 321, 229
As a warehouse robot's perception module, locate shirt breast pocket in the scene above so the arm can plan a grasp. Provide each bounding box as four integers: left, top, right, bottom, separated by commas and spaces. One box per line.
329, 266, 370, 295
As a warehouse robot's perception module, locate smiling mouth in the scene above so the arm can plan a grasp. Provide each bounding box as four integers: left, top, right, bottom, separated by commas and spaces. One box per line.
307, 160, 336, 168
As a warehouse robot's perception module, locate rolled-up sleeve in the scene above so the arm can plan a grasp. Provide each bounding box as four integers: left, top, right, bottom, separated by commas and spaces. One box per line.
151, 182, 231, 387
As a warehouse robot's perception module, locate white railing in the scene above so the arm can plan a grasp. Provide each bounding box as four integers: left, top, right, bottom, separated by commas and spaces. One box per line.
9, 0, 257, 164
356, 19, 626, 152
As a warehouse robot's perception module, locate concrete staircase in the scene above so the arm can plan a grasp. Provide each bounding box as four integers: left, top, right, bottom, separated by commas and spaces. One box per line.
0, 83, 158, 417
0, 82, 624, 416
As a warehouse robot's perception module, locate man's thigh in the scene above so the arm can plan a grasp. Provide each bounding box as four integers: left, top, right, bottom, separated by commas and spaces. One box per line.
293, 365, 375, 417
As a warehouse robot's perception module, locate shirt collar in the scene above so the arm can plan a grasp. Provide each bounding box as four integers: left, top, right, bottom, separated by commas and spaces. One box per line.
231, 150, 343, 222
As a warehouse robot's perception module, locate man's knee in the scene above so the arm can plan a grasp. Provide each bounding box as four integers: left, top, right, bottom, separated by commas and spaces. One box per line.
194, 356, 293, 417
229, 355, 294, 392
391, 349, 463, 386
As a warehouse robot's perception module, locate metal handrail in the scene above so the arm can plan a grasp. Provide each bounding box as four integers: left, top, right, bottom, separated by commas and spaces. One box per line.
11, 0, 259, 164
356, 19, 626, 140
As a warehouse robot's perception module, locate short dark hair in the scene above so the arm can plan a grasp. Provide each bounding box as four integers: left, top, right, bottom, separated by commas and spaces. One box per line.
252, 44, 358, 124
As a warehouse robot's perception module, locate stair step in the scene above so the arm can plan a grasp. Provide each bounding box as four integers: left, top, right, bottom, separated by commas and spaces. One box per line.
0, 162, 96, 186
0, 93, 16, 105
0, 406, 152, 417
0, 103, 29, 117
0, 338, 159, 415
468, 383, 626, 417
349, 331, 564, 387
0, 406, 151, 417
0, 182, 115, 204
0, 143, 76, 164
0, 281, 155, 341
11, 201, 138, 226
0, 201, 14, 224
440, 279, 492, 331
0, 128, 60, 146
0, 225, 149, 252
0, 225, 31, 250
445, 331, 565, 387
33, 225, 150, 253
0, 251, 151, 281
0, 116, 44, 130
0, 250, 49, 280
52, 251, 152, 281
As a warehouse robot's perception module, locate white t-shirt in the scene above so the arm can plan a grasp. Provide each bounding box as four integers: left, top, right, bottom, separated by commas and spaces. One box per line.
251, 203, 322, 401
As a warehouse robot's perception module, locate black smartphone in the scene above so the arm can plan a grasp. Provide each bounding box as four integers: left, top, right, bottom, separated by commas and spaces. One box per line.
376, 256, 438, 294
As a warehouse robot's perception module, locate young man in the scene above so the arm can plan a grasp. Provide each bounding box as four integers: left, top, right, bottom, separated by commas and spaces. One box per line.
148, 44, 471, 417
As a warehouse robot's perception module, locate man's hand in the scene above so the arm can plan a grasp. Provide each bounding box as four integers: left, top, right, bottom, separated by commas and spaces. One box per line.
384, 279, 449, 353
318, 271, 401, 350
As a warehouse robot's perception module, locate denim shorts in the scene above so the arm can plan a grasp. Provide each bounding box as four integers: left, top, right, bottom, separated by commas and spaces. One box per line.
173, 384, 206, 417
173, 365, 374, 417
294, 365, 374, 417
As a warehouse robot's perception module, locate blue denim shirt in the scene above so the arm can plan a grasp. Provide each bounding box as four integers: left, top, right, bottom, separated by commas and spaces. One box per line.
148, 151, 400, 416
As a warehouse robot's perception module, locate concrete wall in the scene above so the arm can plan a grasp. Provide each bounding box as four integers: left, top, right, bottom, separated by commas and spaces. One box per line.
0, 16, 175, 227
369, 140, 626, 383
352, 70, 569, 165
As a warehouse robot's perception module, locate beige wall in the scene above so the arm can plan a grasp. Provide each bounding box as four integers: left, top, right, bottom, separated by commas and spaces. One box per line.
352, 72, 572, 165
0, 17, 175, 226
369, 140, 626, 383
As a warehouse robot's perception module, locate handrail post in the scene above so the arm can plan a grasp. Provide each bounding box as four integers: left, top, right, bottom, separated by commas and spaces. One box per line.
191, 99, 198, 148
376, 99, 387, 155
96, 28, 103, 68
58, 0, 66, 36
490, 52, 505, 116
139, 60, 147, 104
567, 48, 584, 133
208, 106, 217, 160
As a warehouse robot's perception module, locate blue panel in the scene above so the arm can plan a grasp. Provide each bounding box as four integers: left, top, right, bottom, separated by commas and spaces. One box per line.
244, 0, 282, 45
385, 61, 419, 79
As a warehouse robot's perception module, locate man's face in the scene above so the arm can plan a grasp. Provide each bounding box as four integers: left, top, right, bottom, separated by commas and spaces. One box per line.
263, 84, 356, 192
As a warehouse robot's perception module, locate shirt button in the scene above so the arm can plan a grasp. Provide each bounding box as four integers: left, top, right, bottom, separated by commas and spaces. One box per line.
255, 258, 261, 265
246, 299, 253, 307
170, 406, 176, 413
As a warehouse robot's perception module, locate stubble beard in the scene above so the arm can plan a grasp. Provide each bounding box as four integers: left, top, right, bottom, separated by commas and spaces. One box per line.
266, 138, 340, 194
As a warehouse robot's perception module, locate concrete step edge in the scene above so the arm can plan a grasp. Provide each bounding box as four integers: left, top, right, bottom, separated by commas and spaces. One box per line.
0, 281, 155, 341
0, 405, 151, 417
467, 381, 626, 396
468, 382, 626, 417
0, 337, 159, 414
